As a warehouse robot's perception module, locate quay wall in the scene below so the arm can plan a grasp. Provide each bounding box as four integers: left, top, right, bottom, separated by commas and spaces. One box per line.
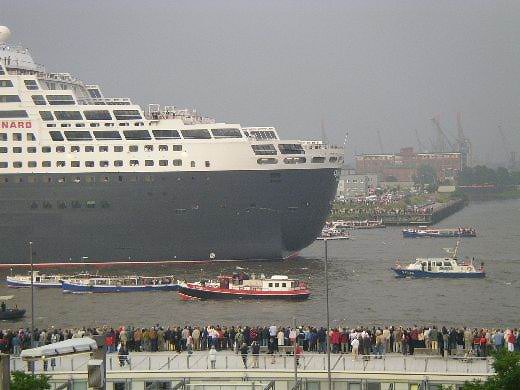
382, 199, 466, 226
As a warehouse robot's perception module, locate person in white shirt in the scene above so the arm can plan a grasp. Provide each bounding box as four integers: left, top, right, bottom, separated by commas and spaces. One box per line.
208, 345, 217, 369
351, 337, 360, 360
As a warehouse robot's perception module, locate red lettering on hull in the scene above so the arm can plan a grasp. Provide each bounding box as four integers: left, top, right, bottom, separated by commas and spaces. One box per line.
0, 121, 32, 129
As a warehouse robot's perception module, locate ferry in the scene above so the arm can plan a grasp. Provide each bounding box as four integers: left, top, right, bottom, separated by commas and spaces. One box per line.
178, 274, 310, 300
391, 242, 485, 278
0, 26, 343, 265
330, 220, 385, 230
402, 227, 476, 238
61, 275, 180, 293
6, 271, 93, 288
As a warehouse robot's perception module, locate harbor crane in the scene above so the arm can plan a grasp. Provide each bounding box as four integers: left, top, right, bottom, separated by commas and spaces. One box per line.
377, 130, 384, 154
456, 112, 472, 167
430, 117, 455, 152
414, 129, 427, 152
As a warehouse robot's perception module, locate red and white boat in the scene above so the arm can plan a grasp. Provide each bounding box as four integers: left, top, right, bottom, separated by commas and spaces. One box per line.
178, 273, 310, 300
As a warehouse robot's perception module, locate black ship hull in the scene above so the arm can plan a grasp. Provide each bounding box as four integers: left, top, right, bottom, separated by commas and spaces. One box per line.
0, 168, 338, 264
178, 286, 310, 300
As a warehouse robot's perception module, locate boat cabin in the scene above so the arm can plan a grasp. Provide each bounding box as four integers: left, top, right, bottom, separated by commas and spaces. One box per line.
217, 274, 302, 291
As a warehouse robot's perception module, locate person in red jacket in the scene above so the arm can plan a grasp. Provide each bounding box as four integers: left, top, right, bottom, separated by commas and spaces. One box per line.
330, 328, 341, 353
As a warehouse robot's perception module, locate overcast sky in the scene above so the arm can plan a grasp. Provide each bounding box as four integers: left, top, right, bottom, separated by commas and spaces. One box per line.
1, 0, 519, 165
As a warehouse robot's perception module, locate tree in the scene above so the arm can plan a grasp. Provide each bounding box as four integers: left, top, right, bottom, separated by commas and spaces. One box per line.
10, 371, 50, 390
462, 350, 520, 390
414, 164, 437, 188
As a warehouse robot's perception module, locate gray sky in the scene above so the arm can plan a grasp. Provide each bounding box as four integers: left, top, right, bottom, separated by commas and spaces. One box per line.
1, 0, 519, 165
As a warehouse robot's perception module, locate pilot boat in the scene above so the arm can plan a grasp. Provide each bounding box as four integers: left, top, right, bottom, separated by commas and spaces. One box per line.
178, 273, 310, 300
61, 275, 180, 293
391, 241, 485, 278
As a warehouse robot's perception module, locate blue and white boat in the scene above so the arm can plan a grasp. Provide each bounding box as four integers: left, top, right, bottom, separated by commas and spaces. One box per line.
391, 242, 485, 278
7, 271, 95, 288
61, 275, 180, 293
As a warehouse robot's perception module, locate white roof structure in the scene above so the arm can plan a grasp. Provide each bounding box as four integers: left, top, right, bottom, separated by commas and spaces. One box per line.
20, 337, 98, 359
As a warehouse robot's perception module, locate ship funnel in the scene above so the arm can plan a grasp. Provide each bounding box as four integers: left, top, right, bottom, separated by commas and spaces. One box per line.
0, 26, 11, 43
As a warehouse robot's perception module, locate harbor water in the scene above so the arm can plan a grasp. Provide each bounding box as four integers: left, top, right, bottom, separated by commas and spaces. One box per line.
0, 199, 519, 328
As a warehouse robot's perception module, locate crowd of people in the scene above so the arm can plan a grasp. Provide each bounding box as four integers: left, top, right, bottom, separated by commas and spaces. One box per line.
1, 324, 519, 361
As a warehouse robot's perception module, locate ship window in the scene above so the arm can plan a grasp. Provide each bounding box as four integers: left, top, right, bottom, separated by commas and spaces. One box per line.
13, 161, 22, 168
71, 161, 80, 167
28, 161, 37, 168
70, 145, 80, 152
113, 110, 142, 120
312, 157, 325, 163
145, 160, 154, 166
145, 145, 154, 151
181, 129, 211, 139
190, 161, 195, 167
0, 95, 21, 103
84, 110, 112, 120
152, 130, 181, 139
329, 156, 338, 163
0, 66, 3, 75
31, 95, 46, 105
42, 161, 51, 167
172, 159, 182, 166
93, 130, 121, 140
99, 146, 108, 152
47, 95, 75, 105
158, 145, 168, 151
268, 283, 273, 287
0, 133, 6, 141
123, 130, 151, 140
0, 110, 28, 118
278, 143, 305, 155
64, 131, 92, 141
56, 146, 65, 153
84, 146, 94, 152
90, 123, 100, 127
49, 131, 64, 141
85, 161, 94, 167
75, 123, 85, 127
282, 283, 286, 287
54, 111, 83, 122
39, 111, 54, 121
211, 128, 242, 138
114, 145, 123, 152
13, 147, 22, 153
12, 133, 22, 141
250, 130, 278, 140
23, 80, 38, 90
114, 160, 123, 167
0, 147, 5, 153
284, 157, 306, 164
129, 145, 138, 152
205, 161, 210, 167
251, 144, 277, 155
27, 133, 36, 141
0, 80, 13, 87
0, 162, 6, 168
56, 161, 66, 167
87, 87, 102, 98
130, 160, 139, 166
27, 147, 36, 153
100, 160, 109, 167
172, 145, 182, 151
60, 123, 71, 128
257, 158, 278, 165
159, 160, 168, 166
275, 283, 279, 287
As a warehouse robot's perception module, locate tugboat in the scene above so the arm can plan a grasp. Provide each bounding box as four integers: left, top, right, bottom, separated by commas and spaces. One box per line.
178, 273, 310, 300
0, 295, 25, 320
62, 275, 180, 293
402, 226, 477, 238
392, 241, 485, 278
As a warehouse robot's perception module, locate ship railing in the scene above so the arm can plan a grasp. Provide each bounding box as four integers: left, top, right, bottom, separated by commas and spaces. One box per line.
9, 351, 493, 375
77, 97, 133, 105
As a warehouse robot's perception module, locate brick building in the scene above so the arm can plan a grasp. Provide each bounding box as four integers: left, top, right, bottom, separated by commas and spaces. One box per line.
355, 148, 462, 182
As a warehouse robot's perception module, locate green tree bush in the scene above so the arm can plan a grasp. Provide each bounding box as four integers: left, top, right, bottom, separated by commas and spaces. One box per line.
462, 350, 520, 390
10, 371, 50, 390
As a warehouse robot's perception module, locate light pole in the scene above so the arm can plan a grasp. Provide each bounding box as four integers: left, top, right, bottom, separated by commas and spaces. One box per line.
293, 317, 297, 386
29, 241, 35, 374
324, 238, 331, 390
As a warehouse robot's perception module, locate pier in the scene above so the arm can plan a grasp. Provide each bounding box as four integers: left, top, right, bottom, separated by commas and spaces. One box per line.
10, 351, 492, 389
382, 199, 466, 226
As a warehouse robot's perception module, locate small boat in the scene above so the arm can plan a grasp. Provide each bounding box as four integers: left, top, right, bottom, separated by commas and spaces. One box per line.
178, 273, 310, 300
0, 295, 26, 320
402, 226, 476, 238
392, 241, 485, 279
62, 275, 180, 293
316, 227, 351, 240
7, 271, 93, 288
329, 220, 385, 230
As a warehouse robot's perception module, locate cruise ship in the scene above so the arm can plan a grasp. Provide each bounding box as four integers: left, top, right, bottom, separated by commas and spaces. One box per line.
0, 26, 343, 264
